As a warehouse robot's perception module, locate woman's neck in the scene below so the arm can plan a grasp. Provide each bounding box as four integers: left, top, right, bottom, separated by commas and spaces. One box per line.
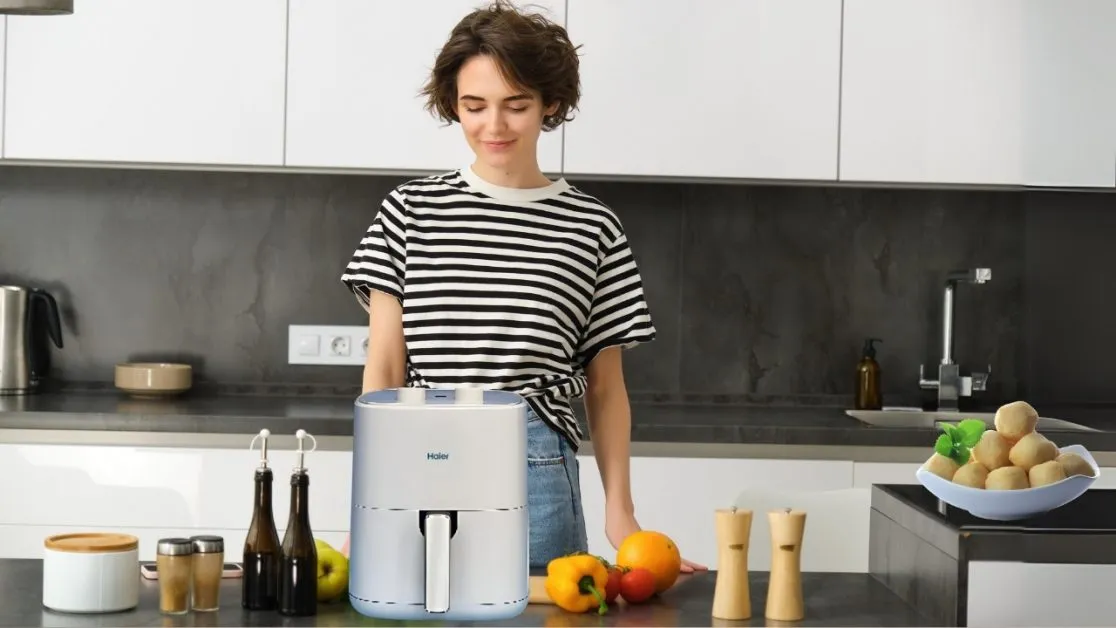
470, 159, 553, 189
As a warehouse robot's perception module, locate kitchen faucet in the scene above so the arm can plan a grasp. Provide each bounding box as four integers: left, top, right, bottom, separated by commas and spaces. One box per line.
918, 268, 992, 412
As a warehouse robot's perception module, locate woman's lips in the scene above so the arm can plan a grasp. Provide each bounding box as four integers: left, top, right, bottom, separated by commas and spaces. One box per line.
483, 140, 515, 152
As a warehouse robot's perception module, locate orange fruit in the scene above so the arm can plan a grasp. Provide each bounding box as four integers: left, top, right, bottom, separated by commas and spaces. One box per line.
614, 530, 682, 593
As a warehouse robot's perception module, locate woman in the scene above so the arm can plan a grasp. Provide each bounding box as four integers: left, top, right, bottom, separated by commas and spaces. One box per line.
339, 0, 704, 573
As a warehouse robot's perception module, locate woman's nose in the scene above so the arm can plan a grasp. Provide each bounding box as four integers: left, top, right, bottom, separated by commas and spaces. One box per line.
486, 108, 508, 132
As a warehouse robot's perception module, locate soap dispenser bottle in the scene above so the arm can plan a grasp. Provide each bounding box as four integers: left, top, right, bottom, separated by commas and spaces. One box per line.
278, 429, 319, 617
854, 337, 883, 410
243, 429, 281, 610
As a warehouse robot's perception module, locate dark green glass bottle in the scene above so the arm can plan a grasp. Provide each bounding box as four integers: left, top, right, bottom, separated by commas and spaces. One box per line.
243, 429, 281, 610
278, 430, 318, 616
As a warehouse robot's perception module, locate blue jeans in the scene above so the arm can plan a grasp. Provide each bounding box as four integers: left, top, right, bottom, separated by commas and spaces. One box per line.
527, 407, 589, 567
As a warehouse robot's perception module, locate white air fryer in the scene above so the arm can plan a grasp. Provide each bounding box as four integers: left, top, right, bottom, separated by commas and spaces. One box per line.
348, 387, 529, 622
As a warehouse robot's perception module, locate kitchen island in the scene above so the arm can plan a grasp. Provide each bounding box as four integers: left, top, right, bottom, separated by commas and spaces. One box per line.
870, 484, 1116, 627
0, 558, 937, 627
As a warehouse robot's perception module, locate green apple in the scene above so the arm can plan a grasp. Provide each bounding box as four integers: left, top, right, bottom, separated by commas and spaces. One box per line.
317, 545, 349, 603
316, 538, 334, 553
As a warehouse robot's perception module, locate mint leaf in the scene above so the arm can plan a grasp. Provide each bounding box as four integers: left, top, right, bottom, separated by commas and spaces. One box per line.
957, 419, 986, 447
940, 422, 960, 442
951, 445, 971, 467
934, 434, 953, 458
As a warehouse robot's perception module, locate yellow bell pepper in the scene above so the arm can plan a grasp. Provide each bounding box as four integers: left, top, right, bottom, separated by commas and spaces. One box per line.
544, 553, 610, 615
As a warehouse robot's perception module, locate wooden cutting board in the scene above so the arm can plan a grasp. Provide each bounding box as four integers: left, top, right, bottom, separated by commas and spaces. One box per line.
528, 575, 555, 604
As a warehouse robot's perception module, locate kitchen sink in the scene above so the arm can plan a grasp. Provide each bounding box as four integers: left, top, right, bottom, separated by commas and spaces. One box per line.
845, 408, 1100, 433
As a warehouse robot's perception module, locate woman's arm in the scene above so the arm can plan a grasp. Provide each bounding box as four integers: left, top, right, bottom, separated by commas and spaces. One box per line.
344, 290, 407, 557
584, 346, 706, 572
584, 346, 635, 517
362, 290, 407, 393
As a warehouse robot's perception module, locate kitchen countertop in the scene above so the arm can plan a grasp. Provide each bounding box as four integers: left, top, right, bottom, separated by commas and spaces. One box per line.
874, 484, 1116, 563
1, 558, 938, 627
3, 386, 1116, 463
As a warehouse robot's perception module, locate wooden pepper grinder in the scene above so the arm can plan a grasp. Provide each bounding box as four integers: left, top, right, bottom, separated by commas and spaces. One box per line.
765, 508, 807, 622
711, 507, 753, 620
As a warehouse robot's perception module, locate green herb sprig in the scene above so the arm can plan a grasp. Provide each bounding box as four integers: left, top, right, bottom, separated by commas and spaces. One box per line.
934, 418, 986, 466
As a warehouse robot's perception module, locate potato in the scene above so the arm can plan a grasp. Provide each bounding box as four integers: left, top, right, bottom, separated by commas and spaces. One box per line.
1028, 460, 1067, 488
952, 461, 989, 489
923, 453, 960, 481
971, 430, 1011, 471
1057, 452, 1095, 478
994, 401, 1039, 443
1008, 432, 1058, 471
986, 465, 1029, 490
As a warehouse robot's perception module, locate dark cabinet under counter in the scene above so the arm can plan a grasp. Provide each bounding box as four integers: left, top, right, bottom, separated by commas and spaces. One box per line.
869, 484, 1116, 627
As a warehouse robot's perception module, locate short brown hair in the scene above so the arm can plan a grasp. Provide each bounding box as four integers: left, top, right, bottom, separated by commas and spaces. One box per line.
421, 0, 581, 132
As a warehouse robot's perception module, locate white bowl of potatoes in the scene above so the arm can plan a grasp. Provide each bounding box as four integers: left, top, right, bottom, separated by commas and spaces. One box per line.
916, 401, 1100, 521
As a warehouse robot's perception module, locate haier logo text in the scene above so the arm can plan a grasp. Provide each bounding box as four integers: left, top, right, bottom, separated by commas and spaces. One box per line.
426, 452, 449, 461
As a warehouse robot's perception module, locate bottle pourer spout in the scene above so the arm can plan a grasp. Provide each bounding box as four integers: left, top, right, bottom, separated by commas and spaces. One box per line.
249, 428, 272, 469
293, 429, 317, 473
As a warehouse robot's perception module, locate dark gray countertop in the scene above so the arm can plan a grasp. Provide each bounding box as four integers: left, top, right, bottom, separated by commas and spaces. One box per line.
873, 484, 1116, 563
2, 559, 938, 627
4, 387, 1116, 453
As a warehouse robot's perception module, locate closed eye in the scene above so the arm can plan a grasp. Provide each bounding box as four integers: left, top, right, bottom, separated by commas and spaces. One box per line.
463, 106, 529, 114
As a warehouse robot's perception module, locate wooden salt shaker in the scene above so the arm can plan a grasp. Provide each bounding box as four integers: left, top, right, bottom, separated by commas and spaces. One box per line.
711, 507, 753, 620
765, 508, 807, 622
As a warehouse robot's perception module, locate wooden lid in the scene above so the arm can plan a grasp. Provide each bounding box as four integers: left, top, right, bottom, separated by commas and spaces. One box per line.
44, 533, 139, 553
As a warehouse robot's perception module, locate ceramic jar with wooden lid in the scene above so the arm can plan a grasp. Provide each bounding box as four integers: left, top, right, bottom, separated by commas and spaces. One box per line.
42, 532, 140, 613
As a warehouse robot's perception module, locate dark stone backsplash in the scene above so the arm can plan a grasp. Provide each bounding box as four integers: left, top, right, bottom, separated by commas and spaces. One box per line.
1, 164, 1113, 407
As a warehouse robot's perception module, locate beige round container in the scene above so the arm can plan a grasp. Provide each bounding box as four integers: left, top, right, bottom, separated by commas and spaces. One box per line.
42, 533, 140, 613
114, 363, 192, 398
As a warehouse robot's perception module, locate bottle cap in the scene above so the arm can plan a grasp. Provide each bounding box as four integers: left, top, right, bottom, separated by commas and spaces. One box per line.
862, 337, 882, 359
189, 535, 224, 554
249, 428, 272, 469
293, 429, 317, 473
156, 538, 194, 556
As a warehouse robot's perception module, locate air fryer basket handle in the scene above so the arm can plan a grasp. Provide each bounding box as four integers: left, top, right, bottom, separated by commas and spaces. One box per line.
423, 512, 452, 613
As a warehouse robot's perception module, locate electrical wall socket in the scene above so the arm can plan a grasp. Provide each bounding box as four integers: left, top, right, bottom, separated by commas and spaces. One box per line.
287, 324, 368, 366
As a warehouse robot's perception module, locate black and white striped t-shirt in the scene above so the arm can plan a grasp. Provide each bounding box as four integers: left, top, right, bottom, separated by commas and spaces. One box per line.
339, 166, 656, 449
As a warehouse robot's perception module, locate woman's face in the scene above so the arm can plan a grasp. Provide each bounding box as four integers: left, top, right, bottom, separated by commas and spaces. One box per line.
454, 54, 557, 175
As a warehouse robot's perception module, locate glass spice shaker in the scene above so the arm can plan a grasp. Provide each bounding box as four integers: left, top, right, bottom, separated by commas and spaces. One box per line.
156, 538, 193, 615
190, 535, 225, 612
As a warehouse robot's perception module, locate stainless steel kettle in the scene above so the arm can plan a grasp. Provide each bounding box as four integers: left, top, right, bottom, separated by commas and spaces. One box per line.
0, 285, 64, 395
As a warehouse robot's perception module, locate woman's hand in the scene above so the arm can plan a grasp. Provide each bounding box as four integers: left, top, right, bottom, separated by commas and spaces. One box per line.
605, 503, 708, 574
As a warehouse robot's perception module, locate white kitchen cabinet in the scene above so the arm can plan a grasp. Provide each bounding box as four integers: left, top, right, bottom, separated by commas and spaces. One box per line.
2, 0, 287, 166
285, 0, 565, 174
0, 442, 354, 560
578, 456, 857, 572
562, 0, 841, 181
4, 440, 1109, 572
840, 0, 1116, 188
0, 441, 866, 571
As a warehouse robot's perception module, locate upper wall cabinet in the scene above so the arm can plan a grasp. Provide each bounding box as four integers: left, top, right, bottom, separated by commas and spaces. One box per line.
562, 0, 842, 181
840, 0, 1116, 188
285, 0, 565, 174
3, 0, 287, 167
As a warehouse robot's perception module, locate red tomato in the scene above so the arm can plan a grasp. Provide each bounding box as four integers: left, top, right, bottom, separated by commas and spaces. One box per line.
604, 566, 622, 603
619, 568, 656, 604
